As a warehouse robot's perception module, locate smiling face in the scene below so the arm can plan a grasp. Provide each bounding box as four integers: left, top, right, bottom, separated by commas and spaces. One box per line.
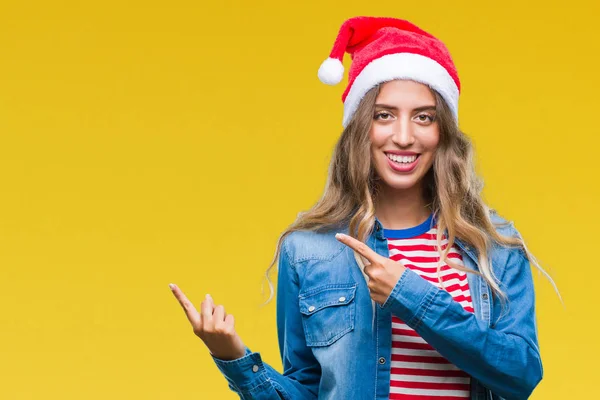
369, 80, 440, 192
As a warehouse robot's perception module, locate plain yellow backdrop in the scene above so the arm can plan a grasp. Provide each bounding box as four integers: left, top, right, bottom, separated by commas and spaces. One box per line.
1, 0, 599, 398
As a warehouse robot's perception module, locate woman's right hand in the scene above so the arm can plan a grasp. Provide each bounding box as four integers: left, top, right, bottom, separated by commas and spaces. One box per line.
169, 283, 246, 361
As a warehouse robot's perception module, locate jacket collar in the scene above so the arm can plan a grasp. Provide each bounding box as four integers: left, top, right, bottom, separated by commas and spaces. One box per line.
373, 217, 386, 241
454, 237, 478, 265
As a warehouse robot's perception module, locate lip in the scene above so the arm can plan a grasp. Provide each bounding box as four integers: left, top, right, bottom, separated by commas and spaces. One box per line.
385, 153, 420, 173
384, 150, 420, 156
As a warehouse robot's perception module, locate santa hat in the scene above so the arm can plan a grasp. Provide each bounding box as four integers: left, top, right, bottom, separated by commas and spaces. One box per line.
317, 17, 461, 128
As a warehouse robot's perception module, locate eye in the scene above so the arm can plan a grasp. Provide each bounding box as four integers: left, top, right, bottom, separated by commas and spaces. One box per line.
415, 113, 435, 123
374, 111, 393, 120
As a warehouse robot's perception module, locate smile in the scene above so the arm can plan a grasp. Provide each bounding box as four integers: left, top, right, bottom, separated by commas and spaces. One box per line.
385, 153, 419, 164
384, 152, 421, 173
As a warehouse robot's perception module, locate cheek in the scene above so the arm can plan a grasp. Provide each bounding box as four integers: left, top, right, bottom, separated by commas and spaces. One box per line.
369, 124, 391, 148
419, 128, 440, 151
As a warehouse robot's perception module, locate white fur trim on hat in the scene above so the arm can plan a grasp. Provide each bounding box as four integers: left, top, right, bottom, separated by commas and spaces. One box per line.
318, 57, 345, 85
342, 53, 459, 128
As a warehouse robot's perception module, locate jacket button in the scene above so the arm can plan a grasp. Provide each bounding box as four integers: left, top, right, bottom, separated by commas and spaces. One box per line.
378, 357, 386, 364
482, 293, 489, 300
338, 297, 346, 302
375, 225, 380, 231
308, 306, 315, 312
252, 365, 259, 373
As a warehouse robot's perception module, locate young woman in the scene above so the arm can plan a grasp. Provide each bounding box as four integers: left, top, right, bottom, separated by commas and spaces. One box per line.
170, 17, 549, 400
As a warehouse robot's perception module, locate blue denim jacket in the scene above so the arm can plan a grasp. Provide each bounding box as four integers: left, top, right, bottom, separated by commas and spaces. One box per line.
213, 213, 542, 400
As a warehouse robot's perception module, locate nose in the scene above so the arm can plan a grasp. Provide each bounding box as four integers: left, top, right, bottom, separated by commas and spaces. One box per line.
392, 117, 415, 147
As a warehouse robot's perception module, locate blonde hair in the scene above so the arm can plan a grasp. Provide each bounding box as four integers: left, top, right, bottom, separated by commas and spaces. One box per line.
263, 83, 557, 304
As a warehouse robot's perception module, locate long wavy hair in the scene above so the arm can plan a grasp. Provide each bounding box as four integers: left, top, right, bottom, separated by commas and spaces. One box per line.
263, 82, 556, 304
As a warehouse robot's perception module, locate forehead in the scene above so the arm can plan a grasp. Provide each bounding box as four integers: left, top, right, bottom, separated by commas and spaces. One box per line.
376, 80, 436, 106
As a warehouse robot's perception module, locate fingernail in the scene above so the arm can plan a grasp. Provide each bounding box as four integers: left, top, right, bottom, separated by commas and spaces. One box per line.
168, 283, 176, 290
206, 293, 212, 299
335, 233, 343, 239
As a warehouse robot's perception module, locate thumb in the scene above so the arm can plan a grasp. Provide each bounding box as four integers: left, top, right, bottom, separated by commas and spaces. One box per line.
225, 314, 246, 358
225, 313, 235, 328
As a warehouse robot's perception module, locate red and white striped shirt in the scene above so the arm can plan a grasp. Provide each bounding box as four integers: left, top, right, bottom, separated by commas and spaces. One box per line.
384, 216, 473, 400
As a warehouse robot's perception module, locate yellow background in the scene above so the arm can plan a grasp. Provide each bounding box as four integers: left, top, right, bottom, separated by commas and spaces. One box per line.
1, 0, 598, 398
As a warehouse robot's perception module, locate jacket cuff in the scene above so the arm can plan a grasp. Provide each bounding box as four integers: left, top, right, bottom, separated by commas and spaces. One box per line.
212, 347, 268, 390
381, 268, 439, 328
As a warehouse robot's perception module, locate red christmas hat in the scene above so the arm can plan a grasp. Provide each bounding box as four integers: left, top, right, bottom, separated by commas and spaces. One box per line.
318, 17, 461, 127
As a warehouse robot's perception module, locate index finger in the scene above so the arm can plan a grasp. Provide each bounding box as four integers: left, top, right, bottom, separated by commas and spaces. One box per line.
169, 283, 201, 326
335, 233, 381, 264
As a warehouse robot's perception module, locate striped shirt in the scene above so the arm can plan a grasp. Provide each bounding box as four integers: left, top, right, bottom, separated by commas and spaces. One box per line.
384, 215, 473, 400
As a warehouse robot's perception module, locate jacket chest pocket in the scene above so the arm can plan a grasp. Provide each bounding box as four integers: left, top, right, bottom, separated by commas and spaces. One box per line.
298, 283, 357, 347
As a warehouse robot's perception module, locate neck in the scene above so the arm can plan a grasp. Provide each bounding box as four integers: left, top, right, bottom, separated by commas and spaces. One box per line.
374, 183, 431, 230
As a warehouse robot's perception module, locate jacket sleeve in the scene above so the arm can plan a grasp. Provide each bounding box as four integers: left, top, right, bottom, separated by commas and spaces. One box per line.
382, 246, 542, 400
212, 240, 321, 399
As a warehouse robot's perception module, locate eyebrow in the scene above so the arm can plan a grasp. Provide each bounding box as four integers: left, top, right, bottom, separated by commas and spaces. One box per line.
375, 103, 437, 112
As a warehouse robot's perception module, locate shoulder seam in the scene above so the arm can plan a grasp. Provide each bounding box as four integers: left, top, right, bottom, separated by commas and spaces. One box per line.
292, 244, 346, 265
283, 232, 347, 266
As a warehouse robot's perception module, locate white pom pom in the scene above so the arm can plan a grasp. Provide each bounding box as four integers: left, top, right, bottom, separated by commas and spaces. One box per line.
318, 57, 344, 85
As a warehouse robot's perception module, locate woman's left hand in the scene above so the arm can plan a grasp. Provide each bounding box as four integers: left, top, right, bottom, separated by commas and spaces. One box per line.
335, 233, 406, 305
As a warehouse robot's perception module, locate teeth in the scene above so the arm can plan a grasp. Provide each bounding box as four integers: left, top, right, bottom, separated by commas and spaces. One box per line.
386, 153, 417, 164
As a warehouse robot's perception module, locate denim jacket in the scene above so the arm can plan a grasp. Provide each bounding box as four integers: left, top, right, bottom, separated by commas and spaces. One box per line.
213, 213, 542, 400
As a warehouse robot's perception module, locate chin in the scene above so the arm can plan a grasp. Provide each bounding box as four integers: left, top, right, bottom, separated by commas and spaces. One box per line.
380, 176, 423, 190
